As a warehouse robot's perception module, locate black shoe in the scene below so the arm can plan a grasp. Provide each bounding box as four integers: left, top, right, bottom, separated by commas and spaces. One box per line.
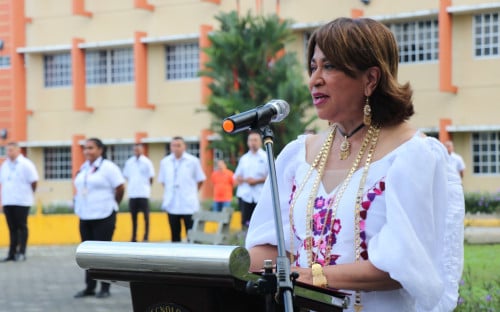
15, 254, 26, 261
74, 289, 96, 298
95, 290, 110, 298
2, 256, 15, 262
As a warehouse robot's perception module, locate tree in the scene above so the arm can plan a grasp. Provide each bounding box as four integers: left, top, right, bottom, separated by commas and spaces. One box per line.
200, 11, 314, 167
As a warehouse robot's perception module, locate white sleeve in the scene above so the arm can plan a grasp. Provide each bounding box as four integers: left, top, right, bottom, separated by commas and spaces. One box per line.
245, 136, 305, 251
26, 160, 39, 183
157, 158, 166, 184
368, 136, 464, 311
194, 158, 206, 182
122, 159, 130, 179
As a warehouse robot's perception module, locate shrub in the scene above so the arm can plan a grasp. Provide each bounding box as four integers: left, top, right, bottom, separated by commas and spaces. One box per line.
456, 266, 500, 311
464, 192, 500, 214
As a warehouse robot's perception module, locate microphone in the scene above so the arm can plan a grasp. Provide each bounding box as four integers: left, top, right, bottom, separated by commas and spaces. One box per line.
222, 99, 290, 134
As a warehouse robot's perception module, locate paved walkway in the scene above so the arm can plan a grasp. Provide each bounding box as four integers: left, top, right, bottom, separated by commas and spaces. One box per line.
0, 225, 498, 312
0, 245, 133, 312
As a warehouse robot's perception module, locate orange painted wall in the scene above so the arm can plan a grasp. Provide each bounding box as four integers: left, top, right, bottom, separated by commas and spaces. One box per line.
0, 0, 13, 144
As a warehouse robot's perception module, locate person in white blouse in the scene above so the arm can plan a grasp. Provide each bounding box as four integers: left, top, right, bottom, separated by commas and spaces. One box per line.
123, 143, 155, 242
246, 18, 464, 312
0, 142, 39, 262
234, 130, 268, 229
73, 138, 125, 299
158, 136, 206, 242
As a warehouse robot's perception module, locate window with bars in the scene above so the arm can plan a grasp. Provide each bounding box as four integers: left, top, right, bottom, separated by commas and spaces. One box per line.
44, 147, 72, 180
0, 56, 11, 69
43, 53, 72, 87
86, 48, 134, 85
472, 132, 500, 175
108, 144, 134, 169
473, 12, 500, 58
386, 19, 439, 64
165, 42, 199, 80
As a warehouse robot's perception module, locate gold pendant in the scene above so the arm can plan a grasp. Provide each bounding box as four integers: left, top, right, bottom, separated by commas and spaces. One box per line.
339, 137, 350, 160
311, 263, 328, 287
354, 303, 363, 312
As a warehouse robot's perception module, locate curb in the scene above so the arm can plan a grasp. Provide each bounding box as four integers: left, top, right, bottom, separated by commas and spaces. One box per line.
464, 218, 500, 227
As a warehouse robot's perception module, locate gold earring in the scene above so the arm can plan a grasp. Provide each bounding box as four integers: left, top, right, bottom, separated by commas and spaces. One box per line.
363, 97, 372, 126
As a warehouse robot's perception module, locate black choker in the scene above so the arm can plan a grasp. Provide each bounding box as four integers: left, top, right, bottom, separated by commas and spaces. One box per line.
338, 123, 365, 160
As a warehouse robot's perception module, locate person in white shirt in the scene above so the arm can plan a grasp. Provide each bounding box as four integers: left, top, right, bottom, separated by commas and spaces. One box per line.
234, 130, 269, 229
158, 136, 206, 242
73, 138, 125, 299
123, 143, 155, 242
0, 142, 39, 262
444, 140, 466, 179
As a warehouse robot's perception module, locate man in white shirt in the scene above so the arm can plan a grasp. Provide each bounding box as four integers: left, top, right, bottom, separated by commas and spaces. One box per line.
123, 143, 155, 242
234, 131, 268, 229
444, 140, 466, 179
158, 137, 206, 242
0, 142, 39, 262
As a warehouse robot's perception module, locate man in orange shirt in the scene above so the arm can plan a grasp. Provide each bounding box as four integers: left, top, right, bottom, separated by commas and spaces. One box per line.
210, 160, 234, 212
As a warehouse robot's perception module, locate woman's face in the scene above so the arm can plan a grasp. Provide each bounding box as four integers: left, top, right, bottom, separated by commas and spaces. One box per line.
308, 45, 366, 123
83, 140, 102, 162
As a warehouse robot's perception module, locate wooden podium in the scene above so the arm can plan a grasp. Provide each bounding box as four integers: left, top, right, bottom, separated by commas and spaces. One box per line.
76, 241, 349, 312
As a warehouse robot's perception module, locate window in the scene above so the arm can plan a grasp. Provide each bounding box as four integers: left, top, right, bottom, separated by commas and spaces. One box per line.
86, 48, 134, 85
472, 132, 500, 174
108, 144, 134, 169
474, 12, 500, 57
44, 147, 72, 180
43, 53, 72, 87
387, 19, 439, 64
0, 56, 11, 69
165, 42, 199, 80
186, 141, 201, 159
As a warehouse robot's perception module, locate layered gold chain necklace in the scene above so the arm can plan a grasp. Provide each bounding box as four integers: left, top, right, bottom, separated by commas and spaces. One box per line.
288, 124, 380, 312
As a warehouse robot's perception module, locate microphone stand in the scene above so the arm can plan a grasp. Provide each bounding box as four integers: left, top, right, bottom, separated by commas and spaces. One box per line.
257, 125, 295, 312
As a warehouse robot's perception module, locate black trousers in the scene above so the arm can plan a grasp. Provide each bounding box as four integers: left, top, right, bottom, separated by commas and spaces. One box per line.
167, 213, 193, 242
129, 198, 150, 242
238, 198, 257, 228
3, 205, 30, 257
79, 211, 116, 292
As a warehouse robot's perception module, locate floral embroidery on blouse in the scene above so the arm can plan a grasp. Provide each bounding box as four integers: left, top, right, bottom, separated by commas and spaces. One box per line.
290, 177, 386, 266
359, 178, 385, 260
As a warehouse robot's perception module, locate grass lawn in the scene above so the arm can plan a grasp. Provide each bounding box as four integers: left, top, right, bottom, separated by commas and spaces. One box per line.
456, 244, 500, 311
463, 244, 500, 283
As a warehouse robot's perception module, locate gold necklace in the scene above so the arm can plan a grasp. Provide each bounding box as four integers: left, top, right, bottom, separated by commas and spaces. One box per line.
305, 125, 374, 266
338, 123, 365, 160
289, 124, 378, 266
352, 125, 380, 312
288, 125, 380, 312
289, 125, 337, 266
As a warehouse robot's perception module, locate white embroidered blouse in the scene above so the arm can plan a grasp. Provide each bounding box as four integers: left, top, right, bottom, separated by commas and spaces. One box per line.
245, 132, 464, 312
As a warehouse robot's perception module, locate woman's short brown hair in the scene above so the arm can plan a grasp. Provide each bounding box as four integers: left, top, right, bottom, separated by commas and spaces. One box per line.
307, 17, 414, 127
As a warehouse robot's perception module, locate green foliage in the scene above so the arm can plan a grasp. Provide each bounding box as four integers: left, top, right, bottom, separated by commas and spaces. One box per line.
199, 11, 314, 166
456, 244, 500, 311
464, 192, 500, 214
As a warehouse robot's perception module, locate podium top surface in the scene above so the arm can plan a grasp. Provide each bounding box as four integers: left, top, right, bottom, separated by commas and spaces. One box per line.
76, 241, 250, 280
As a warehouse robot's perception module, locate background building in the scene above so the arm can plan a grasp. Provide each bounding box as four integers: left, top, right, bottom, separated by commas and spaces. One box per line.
0, 0, 499, 211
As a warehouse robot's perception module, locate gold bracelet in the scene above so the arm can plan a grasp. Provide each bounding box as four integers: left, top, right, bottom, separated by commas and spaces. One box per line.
311, 263, 328, 288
